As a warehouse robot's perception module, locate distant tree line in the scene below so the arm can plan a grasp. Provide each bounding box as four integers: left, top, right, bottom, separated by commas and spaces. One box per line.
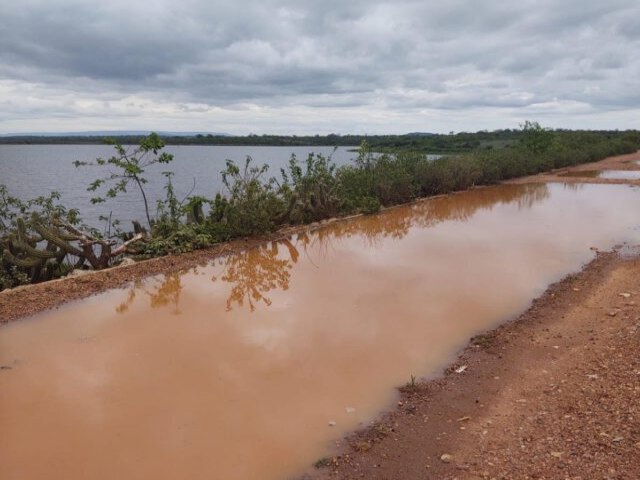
3, 128, 638, 154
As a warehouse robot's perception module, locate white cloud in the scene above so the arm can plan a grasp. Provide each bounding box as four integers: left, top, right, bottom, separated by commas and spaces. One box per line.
0, 0, 639, 133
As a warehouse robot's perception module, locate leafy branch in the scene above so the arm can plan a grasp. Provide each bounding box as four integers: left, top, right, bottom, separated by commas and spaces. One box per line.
73, 132, 173, 228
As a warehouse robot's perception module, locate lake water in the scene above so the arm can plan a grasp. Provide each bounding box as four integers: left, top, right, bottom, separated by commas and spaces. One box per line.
2, 182, 640, 480
0, 145, 358, 230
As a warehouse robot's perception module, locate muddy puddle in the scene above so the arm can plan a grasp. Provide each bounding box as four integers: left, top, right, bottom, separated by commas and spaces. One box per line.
2, 183, 640, 480
560, 169, 640, 180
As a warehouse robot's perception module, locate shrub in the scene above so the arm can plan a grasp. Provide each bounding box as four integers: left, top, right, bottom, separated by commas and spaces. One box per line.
280, 152, 342, 224
217, 157, 285, 237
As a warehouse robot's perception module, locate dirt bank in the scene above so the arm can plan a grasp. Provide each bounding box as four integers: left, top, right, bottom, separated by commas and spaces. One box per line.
304, 250, 640, 480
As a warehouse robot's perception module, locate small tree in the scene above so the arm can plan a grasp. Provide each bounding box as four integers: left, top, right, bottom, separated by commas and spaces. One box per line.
520, 120, 554, 155
74, 132, 173, 229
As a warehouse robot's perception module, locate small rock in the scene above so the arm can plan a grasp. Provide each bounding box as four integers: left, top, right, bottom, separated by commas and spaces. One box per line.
550, 451, 563, 458
455, 365, 468, 374
456, 416, 471, 422
67, 269, 92, 278
619, 292, 632, 298
119, 257, 136, 267
612, 437, 624, 443
345, 407, 356, 414
608, 311, 618, 317
328, 421, 336, 427
440, 453, 453, 463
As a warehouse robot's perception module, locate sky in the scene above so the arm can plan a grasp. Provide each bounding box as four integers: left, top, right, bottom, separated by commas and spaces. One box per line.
1, 0, 639, 135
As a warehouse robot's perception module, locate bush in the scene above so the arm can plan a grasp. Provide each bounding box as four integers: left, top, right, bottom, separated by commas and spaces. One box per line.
218, 157, 285, 237
280, 152, 342, 224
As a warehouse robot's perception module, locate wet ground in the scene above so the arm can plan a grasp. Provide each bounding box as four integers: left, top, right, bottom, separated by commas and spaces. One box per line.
560, 169, 640, 180
2, 181, 640, 480
510, 150, 640, 186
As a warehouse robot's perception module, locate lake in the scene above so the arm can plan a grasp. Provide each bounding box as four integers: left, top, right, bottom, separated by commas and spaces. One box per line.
0, 144, 358, 230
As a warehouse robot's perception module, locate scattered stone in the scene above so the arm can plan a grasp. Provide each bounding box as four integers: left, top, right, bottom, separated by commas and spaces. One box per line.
550, 451, 563, 458
67, 269, 92, 278
455, 365, 468, 374
328, 421, 337, 427
619, 292, 632, 298
440, 453, 453, 463
608, 311, 618, 317
119, 257, 136, 267
456, 416, 471, 422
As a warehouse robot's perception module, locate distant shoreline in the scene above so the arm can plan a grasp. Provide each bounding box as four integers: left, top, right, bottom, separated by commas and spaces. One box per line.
0, 130, 519, 154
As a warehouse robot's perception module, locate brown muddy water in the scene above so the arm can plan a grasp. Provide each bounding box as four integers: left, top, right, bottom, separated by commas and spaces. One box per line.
560, 169, 640, 180
2, 183, 640, 480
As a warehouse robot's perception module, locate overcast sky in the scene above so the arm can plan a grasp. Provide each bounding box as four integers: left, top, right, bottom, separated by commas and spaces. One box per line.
1, 0, 639, 134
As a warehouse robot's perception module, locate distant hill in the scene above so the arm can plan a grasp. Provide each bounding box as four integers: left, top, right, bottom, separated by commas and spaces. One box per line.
0, 130, 229, 137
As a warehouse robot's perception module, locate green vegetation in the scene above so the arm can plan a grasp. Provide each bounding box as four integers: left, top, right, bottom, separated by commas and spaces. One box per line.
73, 132, 174, 228
1, 124, 639, 291
3, 127, 638, 155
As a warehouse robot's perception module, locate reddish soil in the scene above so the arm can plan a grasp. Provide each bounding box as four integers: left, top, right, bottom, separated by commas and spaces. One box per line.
304, 251, 640, 480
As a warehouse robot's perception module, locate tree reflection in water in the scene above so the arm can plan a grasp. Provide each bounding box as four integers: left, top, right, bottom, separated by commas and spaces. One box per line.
116, 184, 549, 314
214, 239, 298, 311
116, 271, 184, 315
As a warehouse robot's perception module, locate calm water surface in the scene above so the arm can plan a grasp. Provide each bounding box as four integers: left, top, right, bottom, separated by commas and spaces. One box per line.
560, 169, 640, 180
0, 144, 357, 228
1, 182, 640, 480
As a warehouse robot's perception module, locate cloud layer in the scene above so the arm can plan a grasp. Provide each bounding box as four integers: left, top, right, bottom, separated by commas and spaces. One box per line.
1, 0, 639, 133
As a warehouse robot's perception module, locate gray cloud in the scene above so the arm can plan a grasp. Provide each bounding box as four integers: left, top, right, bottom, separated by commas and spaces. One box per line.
0, 0, 639, 133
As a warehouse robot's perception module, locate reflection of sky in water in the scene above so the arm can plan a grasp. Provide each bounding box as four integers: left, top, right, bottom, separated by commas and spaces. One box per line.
2, 183, 640, 480
560, 169, 640, 180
